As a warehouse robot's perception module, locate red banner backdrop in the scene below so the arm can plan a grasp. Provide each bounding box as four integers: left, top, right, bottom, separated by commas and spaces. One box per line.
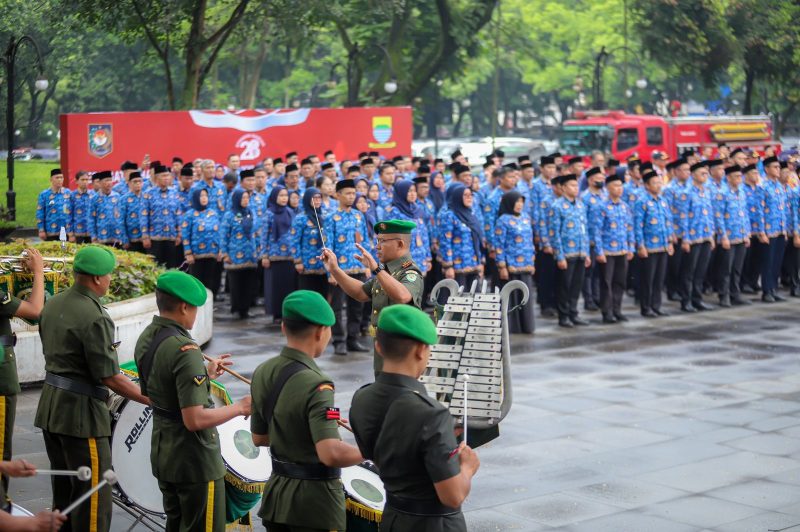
60, 106, 413, 185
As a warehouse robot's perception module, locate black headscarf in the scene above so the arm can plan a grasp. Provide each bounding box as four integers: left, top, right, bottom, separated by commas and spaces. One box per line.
267, 186, 293, 241
429, 170, 446, 212
302, 187, 323, 227
231, 189, 253, 236
499, 190, 524, 217
191, 188, 208, 212
447, 183, 483, 258
391, 179, 419, 219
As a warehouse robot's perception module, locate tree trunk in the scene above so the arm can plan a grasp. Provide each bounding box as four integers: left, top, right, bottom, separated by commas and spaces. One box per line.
743, 67, 755, 115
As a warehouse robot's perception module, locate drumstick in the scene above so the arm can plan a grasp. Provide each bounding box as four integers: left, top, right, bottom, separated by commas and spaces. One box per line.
463, 373, 469, 444
202, 354, 353, 433
312, 205, 328, 250
37, 467, 92, 481
61, 470, 117, 516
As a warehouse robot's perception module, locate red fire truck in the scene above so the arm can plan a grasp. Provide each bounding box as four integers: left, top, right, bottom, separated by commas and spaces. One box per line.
560, 110, 776, 162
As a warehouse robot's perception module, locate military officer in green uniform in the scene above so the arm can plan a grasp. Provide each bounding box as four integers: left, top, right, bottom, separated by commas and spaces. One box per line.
349, 305, 480, 532
0, 248, 44, 509
35, 246, 150, 532
321, 219, 424, 373
134, 270, 250, 532
250, 290, 363, 532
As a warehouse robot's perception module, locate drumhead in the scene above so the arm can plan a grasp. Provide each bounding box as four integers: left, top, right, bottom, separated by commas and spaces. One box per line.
342, 465, 385, 510
110, 399, 164, 515
10, 503, 33, 517
218, 416, 271, 483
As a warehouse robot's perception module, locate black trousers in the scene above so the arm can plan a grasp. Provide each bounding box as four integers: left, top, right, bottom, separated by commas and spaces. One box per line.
680, 241, 712, 306
555, 257, 585, 319
227, 266, 256, 316
719, 242, 747, 299
762, 235, 786, 295
535, 250, 557, 311
174, 243, 185, 268
454, 272, 480, 292
500, 272, 535, 334
298, 273, 330, 301
149, 239, 176, 267
331, 273, 366, 344
581, 245, 600, 307
706, 245, 724, 293
424, 254, 443, 307
0, 395, 15, 504
214, 261, 224, 297
190, 258, 219, 296
269, 261, 297, 320
599, 255, 628, 317
742, 236, 764, 290
640, 251, 667, 312
127, 241, 145, 254
782, 237, 800, 291
666, 238, 684, 297
74, 235, 92, 245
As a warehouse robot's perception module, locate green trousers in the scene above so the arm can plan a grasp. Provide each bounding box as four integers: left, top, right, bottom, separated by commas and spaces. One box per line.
158, 477, 225, 532
42, 431, 112, 532
0, 394, 16, 504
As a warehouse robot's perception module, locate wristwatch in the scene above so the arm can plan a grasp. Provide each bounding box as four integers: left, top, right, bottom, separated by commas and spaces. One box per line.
372, 263, 386, 276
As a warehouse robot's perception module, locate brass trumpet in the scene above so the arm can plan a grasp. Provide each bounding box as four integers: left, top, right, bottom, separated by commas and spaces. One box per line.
0, 253, 73, 273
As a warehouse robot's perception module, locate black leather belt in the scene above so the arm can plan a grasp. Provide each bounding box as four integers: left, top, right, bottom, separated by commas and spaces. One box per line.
44, 372, 108, 401
271, 457, 341, 480
150, 405, 182, 422
0, 334, 16, 347
386, 493, 461, 517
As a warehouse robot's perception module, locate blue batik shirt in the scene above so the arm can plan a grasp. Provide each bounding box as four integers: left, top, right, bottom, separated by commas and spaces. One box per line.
762, 178, 788, 237
493, 214, 535, 273
324, 207, 369, 274
580, 188, 607, 247
290, 213, 326, 274
182, 208, 222, 259
191, 179, 227, 214
381, 207, 431, 272
437, 210, 482, 273
220, 211, 260, 268
261, 210, 293, 261
36, 187, 72, 235
70, 189, 93, 237
143, 187, 182, 241
634, 192, 674, 252
121, 191, 147, 243
662, 178, 690, 240
90, 191, 126, 244
716, 185, 751, 244
681, 183, 716, 244
549, 196, 589, 261
595, 198, 635, 256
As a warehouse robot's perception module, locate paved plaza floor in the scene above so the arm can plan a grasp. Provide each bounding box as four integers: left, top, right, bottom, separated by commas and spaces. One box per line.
8, 293, 800, 531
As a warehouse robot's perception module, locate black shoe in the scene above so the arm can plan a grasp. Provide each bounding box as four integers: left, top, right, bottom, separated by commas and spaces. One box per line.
585, 303, 600, 312
741, 285, 756, 294
693, 301, 714, 311
641, 309, 657, 318
334, 343, 348, 356
719, 296, 731, 308
558, 318, 574, 328
680, 303, 697, 313
762, 293, 776, 303
347, 339, 371, 352
602, 315, 617, 324
667, 293, 680, 302
653, 308, 669, 317
542, 308, 557, 318
772, 292, 786, 302
570, 317, 590, 326
731, 296, 751, 306
791, 289, 800, 298
614, 313, 629, 322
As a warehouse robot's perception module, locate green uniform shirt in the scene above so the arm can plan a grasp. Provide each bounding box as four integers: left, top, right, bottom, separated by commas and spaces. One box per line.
133, 316, 225, 484
0, 290, 22, 396
250, 347, 345, 530
362, 254, 424, 327
34, 284, 120, 438
350, 372, 465, 531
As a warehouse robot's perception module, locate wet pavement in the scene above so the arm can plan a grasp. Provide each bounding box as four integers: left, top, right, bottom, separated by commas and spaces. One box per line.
8, 292, 800, 531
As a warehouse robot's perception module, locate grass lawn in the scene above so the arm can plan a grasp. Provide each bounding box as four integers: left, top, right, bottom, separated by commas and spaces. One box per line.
0, 161, 58, 228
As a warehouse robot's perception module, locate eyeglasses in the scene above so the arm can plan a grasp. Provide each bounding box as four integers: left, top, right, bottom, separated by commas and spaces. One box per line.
375, 237, 402, 246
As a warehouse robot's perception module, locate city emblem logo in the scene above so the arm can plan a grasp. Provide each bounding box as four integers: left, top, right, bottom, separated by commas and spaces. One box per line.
88, 124, 113, 158
369, 116, 396, 149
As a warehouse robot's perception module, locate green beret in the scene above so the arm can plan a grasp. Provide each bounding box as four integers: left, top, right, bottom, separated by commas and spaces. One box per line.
283, 290, 335, 326
73, 245, 117, 276
157, 270, 207, 307
378, 305, 438, 345
374, 219, 417, 234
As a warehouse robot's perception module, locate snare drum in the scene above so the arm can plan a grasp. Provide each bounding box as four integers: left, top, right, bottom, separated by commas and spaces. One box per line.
217, 416, 270, 523
342, 464, 385, 532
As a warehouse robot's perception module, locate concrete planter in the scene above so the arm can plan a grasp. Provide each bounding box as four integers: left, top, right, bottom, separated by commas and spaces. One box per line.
14, 289, 214, 384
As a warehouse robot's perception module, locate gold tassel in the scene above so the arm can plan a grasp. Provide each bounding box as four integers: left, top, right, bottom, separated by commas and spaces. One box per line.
345, 498, 383, 523
211, 381, 232, 405
224, 472, 265, 494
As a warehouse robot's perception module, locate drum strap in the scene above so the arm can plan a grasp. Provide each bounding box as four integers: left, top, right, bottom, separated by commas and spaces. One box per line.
138, 326, 185, 422
263, 360, 307, 430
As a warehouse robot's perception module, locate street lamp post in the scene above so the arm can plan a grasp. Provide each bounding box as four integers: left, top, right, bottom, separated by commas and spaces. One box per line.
593, 45, 647, 111
1, 35, 48, 221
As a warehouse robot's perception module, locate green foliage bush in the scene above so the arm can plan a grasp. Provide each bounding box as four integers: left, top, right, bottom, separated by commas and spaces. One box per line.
0, 240, 165, 303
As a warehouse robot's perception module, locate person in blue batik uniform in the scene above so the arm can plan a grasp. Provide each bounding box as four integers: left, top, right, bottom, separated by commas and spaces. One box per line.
677, 161, 717, 312
580, 166, 607, 312
121, 171, 147, 253
324, 179, 371, 356
715, 165, 751, 307
741, 164, 767, 294
142, 165, 182, 267
174, 166, 194, 214
221, 189, 260, 319
290, 187, 329, 300
494, 190, 535, 334
36, 168, 71, 241
595, 173, 634, 323
375, 162, 396, 210
663, 159, 691, 301
382, 180, 432, 274
759, 156, 789, 302
634, 170, 675, 317
531, 156, 558, 317
261, 186, 296, 323
183, 188, 222, 297
69, 171, 93, 244
191, 160, 227, 213
549, 174, 591, 328
438, 183, 485, 289
90, 170, 126, 246
780, 161, 800, 297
